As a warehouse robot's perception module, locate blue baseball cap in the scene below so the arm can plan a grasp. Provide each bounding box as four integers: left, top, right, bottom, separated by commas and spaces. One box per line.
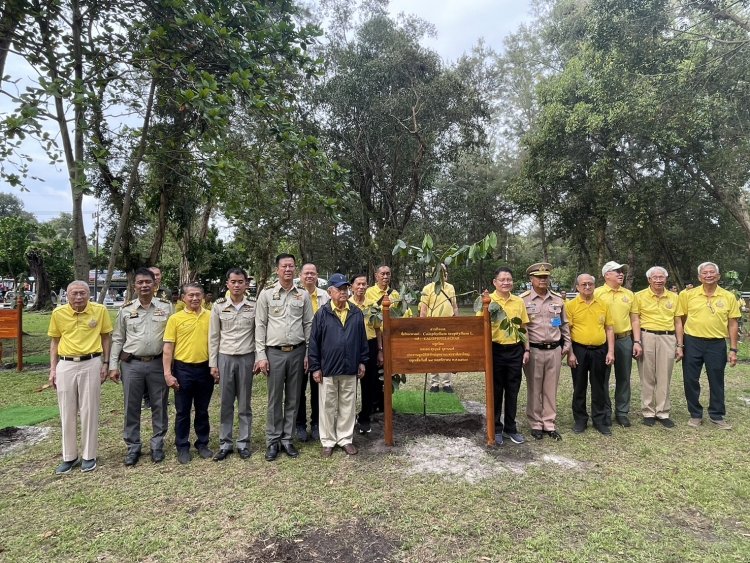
327, 273, 350, 288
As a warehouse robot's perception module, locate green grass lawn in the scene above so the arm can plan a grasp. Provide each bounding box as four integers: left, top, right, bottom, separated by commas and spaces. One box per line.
1, 313, 749, 561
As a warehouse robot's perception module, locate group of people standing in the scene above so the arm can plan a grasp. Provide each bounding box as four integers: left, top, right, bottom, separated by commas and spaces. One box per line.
46, 258, 739, 475
484, 260, 739, 447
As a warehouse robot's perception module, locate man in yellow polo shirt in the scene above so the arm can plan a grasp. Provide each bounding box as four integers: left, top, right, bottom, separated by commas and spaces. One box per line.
566, 273, 615, 435
420, 264, 459, 393
479, 267, 529, 445
361, 265, 400, 423
163, 282, 216, 464
630, 266, 684, 428
594, 261, 636, 427
295, 263, 330, 442
677, 262, 740, 430
48, 280, 112, 474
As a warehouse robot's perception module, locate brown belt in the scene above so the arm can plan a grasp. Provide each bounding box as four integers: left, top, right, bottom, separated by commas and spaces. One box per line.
133, 353, 163, 362
615, 331, 632, 340
641, 329, 675, 335
268, 342, 305, 352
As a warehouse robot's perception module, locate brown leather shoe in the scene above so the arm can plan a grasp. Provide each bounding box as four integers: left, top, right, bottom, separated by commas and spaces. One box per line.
342, 443, 358, 455
321, 447, 334, 458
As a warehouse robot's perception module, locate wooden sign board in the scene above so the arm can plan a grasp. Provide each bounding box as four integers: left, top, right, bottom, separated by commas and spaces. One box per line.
388, 317, 486, 374
0, 297, 24, 371
382, 293, 495, 447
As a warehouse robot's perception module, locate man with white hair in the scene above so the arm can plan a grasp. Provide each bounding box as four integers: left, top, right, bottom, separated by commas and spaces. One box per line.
630, 267, 684, 427
676, 262, 740, 429
48, 281, 113, 474
594, 261, 636, 427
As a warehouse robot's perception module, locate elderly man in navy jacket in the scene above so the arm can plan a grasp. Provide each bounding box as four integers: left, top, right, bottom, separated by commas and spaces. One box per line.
309, 273, 368, 457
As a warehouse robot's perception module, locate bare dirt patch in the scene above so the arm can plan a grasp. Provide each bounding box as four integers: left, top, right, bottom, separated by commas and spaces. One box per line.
667, 508, 718, 542
0, 426, 51, 456
360, 411, 585, 482
230, 519, 399, 563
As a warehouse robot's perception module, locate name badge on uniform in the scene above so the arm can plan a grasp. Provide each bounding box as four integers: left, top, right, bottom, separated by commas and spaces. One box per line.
129, 312, 139, 318
551, 316, 562, 327
154, 309, 166, 317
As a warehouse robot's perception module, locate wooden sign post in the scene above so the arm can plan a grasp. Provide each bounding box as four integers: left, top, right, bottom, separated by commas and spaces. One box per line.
382, 292, 495, 446
0, 295, 24, 371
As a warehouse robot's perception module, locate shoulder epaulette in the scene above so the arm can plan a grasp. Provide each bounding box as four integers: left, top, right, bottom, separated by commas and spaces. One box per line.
215, 297, 227, 304
549, 290, 561, 297
246, 296, 257, 302
157, 297, 170, 304
519, 290, 531, 298
123, 299, 135, 307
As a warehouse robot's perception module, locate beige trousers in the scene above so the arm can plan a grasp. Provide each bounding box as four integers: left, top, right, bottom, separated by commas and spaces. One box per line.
636, 332, 675, 418
524, 348, 562, 431
318, 375, 357, 447
430, 373, 453, 387
56, 357, 102, 461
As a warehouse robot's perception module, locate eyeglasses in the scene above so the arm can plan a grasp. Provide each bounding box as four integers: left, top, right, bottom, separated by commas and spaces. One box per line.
579, 282, 595, 287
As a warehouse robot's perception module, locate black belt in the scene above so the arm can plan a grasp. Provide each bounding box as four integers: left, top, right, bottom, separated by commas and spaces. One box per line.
59, 352, 102, 362
268, 342, 305, 352
572, 341, 606, 350
492, 342, 523, 348
133, 353, 163, 361
529, 342, 561, 350
641, 329, 675, 335
174, 360, 209, 367
685, 335, 725, 342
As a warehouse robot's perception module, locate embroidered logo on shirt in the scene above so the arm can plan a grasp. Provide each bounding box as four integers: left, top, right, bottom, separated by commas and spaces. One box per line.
88, 319, 98, 328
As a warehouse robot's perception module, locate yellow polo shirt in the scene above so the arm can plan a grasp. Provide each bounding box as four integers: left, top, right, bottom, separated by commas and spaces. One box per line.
48, 302, 113, 356
333, 302, 349, 326
420, 282, 456, 318
593, 284, 634, 334
479, 291, 529, 345
565, 295, 613, 346
631, 288, 679, 331
677, 285, 740, 339
164, 307, 210, 363
350, 298, 377, 340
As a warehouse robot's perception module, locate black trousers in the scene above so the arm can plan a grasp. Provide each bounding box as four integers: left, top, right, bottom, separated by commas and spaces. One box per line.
357, 339, 381, 424
491, 342, 524, 434
296, 371, 319, 428
173, 360, 214, 450
570, 342, 611, 427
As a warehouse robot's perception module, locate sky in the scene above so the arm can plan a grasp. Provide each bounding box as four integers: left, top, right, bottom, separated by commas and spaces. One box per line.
1, 0, 535, 235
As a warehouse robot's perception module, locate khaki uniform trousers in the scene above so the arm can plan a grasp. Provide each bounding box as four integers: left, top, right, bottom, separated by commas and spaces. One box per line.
524, 347, 562, 431
636, 332, 675, 419
56, 357, 102, 461
318, 375, 357, 448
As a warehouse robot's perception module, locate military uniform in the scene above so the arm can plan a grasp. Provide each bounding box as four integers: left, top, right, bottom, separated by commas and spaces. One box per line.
255, 282, 313, 449
209, 295, 257, 454
521, 263, 570, 436
110, 297, 173, 458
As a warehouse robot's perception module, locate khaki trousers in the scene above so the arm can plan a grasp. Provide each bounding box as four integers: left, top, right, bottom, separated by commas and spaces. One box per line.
636, 332, 675, 418
318, 375, 357, 448
524, 347, 562, 431
56, 357, 102, 461
430, 373, 452, 387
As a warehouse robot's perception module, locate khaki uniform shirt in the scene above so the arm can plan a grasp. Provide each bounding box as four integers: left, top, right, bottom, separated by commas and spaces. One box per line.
255, 282, 313, 361
209, 296, 257, 367
109, 298, 173, 363
521, 289, 570, 346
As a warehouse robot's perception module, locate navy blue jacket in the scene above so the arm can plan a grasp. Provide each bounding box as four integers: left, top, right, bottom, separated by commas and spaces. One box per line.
308, 302, 369, 376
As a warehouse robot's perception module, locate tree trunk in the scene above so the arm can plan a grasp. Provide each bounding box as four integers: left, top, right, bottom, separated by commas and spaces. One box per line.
26, 248, 51, 310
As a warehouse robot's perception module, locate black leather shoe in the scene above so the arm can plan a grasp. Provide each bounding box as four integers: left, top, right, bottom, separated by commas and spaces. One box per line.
151, 450, 165, 463
546, 430, 563, 441
642, 417, 656, 427
616, 416, 631, 428
573, 421, 587, 434
238, 448, 251, 459
124, 451, 141, 466
531, 429, 544, 440
281, 442, 299, 458
657, 417, 675, 428
595, 425, 612, 436
197, 446, 214, 459
213, 449, 233, 462
265, 443, 279, 462
177, 449, 191, 464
